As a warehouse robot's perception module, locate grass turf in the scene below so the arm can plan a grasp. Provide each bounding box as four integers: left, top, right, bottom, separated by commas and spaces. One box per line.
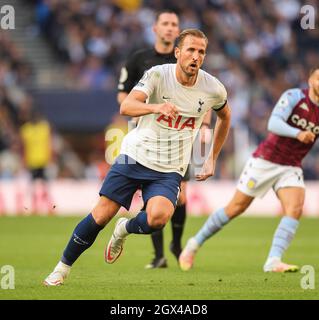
0, 215, 318, 300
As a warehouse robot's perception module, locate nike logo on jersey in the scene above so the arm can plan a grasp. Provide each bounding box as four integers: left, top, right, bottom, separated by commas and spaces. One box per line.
162, 96, 171, 100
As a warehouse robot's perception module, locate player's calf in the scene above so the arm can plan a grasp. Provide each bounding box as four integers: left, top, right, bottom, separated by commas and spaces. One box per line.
225, 190, 254, 219
126, 210, 164, 234
61, 213, 104, 266
92, 196, 121, 226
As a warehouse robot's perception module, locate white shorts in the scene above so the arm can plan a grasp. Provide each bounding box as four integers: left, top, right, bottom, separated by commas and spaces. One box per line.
237, 157, 305, 198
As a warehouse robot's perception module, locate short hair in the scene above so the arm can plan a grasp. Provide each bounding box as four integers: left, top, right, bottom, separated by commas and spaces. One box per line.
309, 67, 319, 76
177, 29, 208, 48
155, 10, 178, 22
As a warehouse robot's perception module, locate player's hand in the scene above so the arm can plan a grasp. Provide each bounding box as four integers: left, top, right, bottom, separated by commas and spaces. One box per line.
297, 131, 316, 144
154, 102, 179, 119
195, 159, 216, 181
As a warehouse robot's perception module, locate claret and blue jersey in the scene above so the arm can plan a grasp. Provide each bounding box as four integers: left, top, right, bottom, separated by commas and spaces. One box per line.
253, 88, 319, 167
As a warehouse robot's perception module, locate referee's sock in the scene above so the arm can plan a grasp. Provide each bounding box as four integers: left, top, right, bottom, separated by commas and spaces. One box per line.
126, 210, 162, 234
151, 230, 164, 259
171, 204, 186, 250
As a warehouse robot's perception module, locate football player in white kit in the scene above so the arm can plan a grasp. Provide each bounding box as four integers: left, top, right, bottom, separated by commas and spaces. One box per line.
43, 29, 231, 286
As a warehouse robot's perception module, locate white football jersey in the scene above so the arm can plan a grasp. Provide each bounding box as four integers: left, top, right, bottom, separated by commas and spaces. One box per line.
120, 63, 227, 176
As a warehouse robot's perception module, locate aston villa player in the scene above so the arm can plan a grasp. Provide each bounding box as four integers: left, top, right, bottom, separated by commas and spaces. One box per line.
180, 67, 319, 273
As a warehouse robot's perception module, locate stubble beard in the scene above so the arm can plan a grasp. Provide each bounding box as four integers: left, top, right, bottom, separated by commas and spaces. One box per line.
181, 64, 196, 78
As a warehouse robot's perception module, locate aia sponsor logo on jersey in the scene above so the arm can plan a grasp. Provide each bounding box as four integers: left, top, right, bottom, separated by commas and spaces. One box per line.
291, 114, 319, 135
156, 114, 195, 130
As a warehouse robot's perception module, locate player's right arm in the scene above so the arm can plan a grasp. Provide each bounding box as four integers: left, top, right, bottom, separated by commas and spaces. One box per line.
268, 89, 315, 144
296, 130, 315, 144
120, 67, 179, 118
120, 90, 179, 119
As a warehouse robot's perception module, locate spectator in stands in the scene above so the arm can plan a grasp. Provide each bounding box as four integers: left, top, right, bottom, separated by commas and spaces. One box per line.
1, 0, 318, 180
20, 107, 53, 214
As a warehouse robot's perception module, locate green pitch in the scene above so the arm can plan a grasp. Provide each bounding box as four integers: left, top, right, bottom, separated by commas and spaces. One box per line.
0, 215, 318, 300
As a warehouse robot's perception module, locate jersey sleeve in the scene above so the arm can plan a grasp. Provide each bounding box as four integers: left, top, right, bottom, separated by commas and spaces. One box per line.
131, 66, 160, 98
267, 89, 302, 138
267, 114, 300, 138
212, 79, 228, 111
271, 89, 302, 120
117, 53, 139, 93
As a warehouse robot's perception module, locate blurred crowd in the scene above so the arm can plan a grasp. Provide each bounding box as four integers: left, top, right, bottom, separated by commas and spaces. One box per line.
1, 0, 319, 180
0, 30, 31, 179
0, 31, 100, 180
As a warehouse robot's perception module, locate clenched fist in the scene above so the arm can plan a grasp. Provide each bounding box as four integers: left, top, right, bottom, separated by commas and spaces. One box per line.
297, 131, 316, 144
195, 159, 216, 181
153, 102, 179, 119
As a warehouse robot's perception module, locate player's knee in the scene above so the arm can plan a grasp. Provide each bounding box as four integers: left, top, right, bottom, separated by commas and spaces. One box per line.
92, 205, 109, 226
148, 218, 166, 230
147, 211, 169, 229
285, 204, 303, 219
92, 199, 118, 226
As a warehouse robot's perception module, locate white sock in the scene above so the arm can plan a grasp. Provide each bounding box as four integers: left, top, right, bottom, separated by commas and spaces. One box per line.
116, 219, 129, 238
55, 261, 71, 275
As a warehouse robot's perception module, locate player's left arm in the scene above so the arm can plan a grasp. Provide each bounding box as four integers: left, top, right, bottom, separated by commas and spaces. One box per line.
268, 89, 315, 143
199, 109, 212, 144
196, 103, 231, 181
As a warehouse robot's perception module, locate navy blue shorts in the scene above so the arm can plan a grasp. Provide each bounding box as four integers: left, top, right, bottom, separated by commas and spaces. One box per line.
99, 154, 182, 210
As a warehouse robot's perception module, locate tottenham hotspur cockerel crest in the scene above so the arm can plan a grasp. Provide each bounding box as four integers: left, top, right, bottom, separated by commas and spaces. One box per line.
197, 99, 204, 113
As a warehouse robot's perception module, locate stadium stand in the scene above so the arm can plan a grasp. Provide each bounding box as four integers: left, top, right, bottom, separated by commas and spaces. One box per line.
1, 0, 319, 184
